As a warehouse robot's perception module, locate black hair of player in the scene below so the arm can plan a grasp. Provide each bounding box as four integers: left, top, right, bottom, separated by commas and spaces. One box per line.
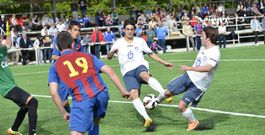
57, 31, 74, 51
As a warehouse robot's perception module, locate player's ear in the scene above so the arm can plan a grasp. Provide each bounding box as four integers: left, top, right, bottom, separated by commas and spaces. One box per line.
71, 42, 74, 49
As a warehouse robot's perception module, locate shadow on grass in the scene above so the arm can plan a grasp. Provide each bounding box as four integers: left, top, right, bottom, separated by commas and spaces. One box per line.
195, 113, 230, 131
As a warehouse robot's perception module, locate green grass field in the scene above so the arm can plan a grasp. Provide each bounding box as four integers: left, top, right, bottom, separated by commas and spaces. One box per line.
1, 46, 265, 135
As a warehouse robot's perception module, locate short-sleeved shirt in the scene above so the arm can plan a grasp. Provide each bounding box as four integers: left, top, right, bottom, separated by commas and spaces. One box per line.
48, 50, 106, 101
187, 46, 220, 91
110, 37, 153, 76
0, 46, 16, 97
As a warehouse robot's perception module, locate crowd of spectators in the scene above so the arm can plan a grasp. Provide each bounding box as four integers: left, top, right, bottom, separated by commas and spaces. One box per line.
1, 0, 264, 65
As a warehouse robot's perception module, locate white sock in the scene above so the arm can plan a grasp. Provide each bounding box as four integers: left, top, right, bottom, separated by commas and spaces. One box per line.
148, 77, 166, 102
148, 77, 165, 95
132, 98, 150, 120
182, 108, 196, 122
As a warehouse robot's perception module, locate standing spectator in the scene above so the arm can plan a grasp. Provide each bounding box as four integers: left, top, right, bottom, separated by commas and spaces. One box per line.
118, 20, 125, 38
146, 27, 156, 47
250, 16, 261, 45
81, 33, 92, 53
194, 20, 203, 50
218, 22, 227, 48
19, 32, 31, 65
71, 2, 79, 20
42, 35, 52, 64
182, 21, 195, 51
261, 15, 265, 44
0, 15, 6, 33
104, 27, 116, 54
79, 0, 87, 17
156, 21, 168, 53
111, 8, 119, 25
33, 36, 43, 64
91, 27, 104, 59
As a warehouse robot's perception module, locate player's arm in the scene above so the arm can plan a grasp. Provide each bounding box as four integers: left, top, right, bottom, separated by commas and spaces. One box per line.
49, 82, 69, 121
100, 65, 130, 98
148, 53, 174, 69
180, 64, 214, 72
52, 55, 60, 60
107, 48, 118, 60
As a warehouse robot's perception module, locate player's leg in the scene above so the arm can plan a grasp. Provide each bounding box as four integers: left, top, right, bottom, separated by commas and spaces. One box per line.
179, 81, 203, 131
88, 89, 109, 135
137, 65, 170, 103
4, 87, 38, 135
26, 96, 38, 135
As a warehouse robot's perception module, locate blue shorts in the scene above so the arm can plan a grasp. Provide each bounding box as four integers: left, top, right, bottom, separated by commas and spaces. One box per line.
69, 89, 109, 132
167, 72, 204, 106
123, 65, 149, 92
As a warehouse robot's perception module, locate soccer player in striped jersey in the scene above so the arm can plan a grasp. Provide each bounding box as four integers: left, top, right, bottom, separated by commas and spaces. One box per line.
51, 21, 84, 113
107, 19, 174, 131
49, 31, 129, 135
0, 35, 38, 135
164, 26, 221, 131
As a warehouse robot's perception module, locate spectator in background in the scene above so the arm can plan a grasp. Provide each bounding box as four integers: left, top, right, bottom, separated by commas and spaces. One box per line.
261, 15, 265, 44
182, 21, 195, 51
0, 15, 6, 33
19, 32, 31, 65
119, 20, 125, 37
156, 21, 168, 53
144, 6, 152, 22
32, 15, 42, 31
95, 11, 105, 26
42, 35, 52, 64
194, 20, 203, 50
218, 22, 227, 48
82, 33, 92, 53
20, 14, 29, 31
9, 14, 21, 32
250, 15, 262, 45
33, 35, 43, 64
146, 26, 156, 47
150, 39, 163, 54
91, 27, 104, 58
135, 23, 143, 37
104, 27, 116, 54
79, 0, 87, 17
111, 8, 119, 25
105, 14, 113, 26
71, 1, 79, 20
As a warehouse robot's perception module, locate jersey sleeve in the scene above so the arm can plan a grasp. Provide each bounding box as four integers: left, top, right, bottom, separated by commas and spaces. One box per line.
91, 55, 105, 71
141, 38, 153, 53
48, 64, 59, 84
110, 40, 119, 52
207, 49, 220, 67
52, 44, 61, 56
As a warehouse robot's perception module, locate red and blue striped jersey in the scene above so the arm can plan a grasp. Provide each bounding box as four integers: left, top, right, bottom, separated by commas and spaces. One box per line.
50, 50, 106, 101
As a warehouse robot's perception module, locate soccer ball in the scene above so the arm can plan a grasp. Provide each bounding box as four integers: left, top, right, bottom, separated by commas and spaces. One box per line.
143, 94, 158, 110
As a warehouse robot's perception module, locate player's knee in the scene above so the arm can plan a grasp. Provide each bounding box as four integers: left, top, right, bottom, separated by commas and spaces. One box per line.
27, 97, 38, 109
139, 72, 150, 82
130, 90, 139, 99
178, 100, 187, 112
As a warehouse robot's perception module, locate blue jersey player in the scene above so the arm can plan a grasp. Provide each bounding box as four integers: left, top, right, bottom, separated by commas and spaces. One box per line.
49, 31, 129, 135
51, 21, 84, 112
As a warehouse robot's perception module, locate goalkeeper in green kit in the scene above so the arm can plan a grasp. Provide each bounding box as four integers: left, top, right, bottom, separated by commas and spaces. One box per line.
0, 34, 38, 135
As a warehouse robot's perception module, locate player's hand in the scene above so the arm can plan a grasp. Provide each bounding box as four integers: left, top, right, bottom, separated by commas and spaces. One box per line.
164, 61, 174, 69
112, 49, 118, 53
63, 112, 70, 121
121, 91, 130, 99
179, 65, 191, 72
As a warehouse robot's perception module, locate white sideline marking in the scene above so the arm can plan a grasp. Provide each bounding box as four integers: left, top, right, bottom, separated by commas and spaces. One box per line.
32, 94, 265, 119
12, 58, 265, 76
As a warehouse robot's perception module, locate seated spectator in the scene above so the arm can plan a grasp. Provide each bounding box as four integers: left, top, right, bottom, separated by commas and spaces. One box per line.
19, 32, 31, 65
169, 23, 181, 37
111, 8, 119, 25
150, 40, 163, 54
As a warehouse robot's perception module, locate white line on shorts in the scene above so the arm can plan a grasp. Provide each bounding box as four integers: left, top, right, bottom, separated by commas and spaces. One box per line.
32, 94, 265, 119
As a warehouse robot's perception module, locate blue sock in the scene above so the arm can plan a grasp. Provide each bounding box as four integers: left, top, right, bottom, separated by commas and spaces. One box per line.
64, 105, 71, 113
88, 125, 99, 135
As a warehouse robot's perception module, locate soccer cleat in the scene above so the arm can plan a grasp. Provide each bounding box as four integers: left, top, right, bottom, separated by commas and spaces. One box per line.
165, 96, 173, 103
187, 120, 199, 131
6, 128, 23, 135
144, 119, 155, 132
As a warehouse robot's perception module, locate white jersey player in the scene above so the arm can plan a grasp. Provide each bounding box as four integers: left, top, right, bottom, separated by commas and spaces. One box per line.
164, 26, 221, 132
107, 19, 174, 132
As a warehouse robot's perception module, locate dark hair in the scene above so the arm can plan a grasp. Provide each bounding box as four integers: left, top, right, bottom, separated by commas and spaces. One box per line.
203, 26, 218, 44
56, 31, 73, 51
68, 21, 80, 30
123, 19, 135, 29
